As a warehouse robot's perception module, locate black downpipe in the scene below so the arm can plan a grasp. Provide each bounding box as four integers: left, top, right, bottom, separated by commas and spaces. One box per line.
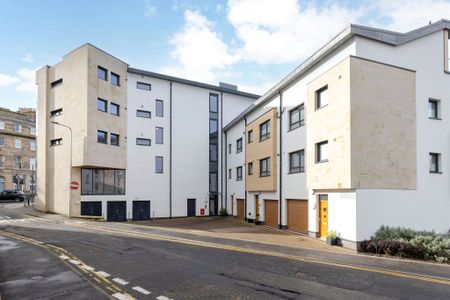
244, 116, 248, 222
278, 90, 283, 229
169, 81, 173, 218
224, 131, 228, 213
220, 91, 224, 211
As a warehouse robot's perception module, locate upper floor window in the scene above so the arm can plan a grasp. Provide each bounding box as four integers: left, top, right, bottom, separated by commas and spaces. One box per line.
0, 137, 4, 146
0, 156, 5, 168
111, 72, 120, 86
97, 130, 107, 144
30, 158, 36, 171
137, 110, 151, 118
50, 108, 63, 117
97, 66, 108, 81
428, 99, 441, 119
30, 127, 36, 135
15, 139, 22, 149
228, 169, 232, 179
289, 104, 304, 130
260, 120, 270, 141
289, 150, 305, 173
136, 138, 151, 146
210, 144, 218, 162
30, 141, 36, 151
0, 121, 4, 130
248, 130, 253, 143
155, 127, 164, 144
260, 157, 270, 177
236, 166, 243, 181
429, 152, 442, 173
15, 156, 23, 170
248, 162, 253, 175
50, 78, 63, 88
209, 119, 218, 134
81, 168, 126, 195
210, 94, 218, 113
15, 123, 22, 132
236, 138, 243, 153
228, 143, 232, 154
97, 98, 107, 112
316, 141, 328, 163
50, 138, 62, 146
209, 172, 218, 192
110, 103, 120, 116
110, 133, 119, 146
315, 85, 328, 110
156, 100, 164, 117
137, 82, 151, 91
155, 156, 164, 173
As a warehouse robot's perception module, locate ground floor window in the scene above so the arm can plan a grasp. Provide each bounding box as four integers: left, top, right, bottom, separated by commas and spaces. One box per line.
81, 169, 126, 195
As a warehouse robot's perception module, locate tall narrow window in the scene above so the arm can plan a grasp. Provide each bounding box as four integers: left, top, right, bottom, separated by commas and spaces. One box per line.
155, 127, 164, 144
0, 156, 5, 168
316, 141, 328, 163
428, 99, 440, 119
315, 85, 328, 109
110, 103, 119, 116
429, 153, 441, 173
30, 141, 36, 151
236, 138, 243, 153
0, 137, 4, 146
97, 98, 107, 112
110, 133, 119, 146
97, 66, 108, 81
209, 173, 218, 192
155, 156, 163, 173
260, 157, 270, 177
30, 127, 36, 135
156, 100, 164, 117
15, 139, 22, 149
260, 120, 270, 141
210, 144, 218, 162
248, 162, 253, 175
15, 123, 22, 132
289, 104, 304, 130
228, 144, 232, 154
15, 156, 23, 170
236, 167, 243, 181
228, 169, 232, 179
0, 121, 4, 129
248, 130, 253, 143
97, 130, 107, 144
111, 72, 120, 86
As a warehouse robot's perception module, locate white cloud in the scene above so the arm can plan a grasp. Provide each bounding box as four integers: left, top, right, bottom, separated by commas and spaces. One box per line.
21, 53, 34, 63
161, 10, 237, 83
227, 0, 362, 64
0, 73, 20, 87
15, 68, 37, 93
144, 0, 156, 17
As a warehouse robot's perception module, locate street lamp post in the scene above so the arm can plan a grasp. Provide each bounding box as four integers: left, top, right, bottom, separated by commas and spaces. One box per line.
51, 121, 72, 218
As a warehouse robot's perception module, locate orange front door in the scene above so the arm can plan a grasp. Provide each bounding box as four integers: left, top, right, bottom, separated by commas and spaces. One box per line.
319, 195, 328, 238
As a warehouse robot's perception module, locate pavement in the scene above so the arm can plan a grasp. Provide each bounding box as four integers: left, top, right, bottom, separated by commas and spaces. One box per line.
0, 203, 449, 299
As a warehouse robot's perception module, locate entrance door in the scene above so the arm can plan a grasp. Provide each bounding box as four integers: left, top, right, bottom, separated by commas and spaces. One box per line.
133, 201, 150, 221
255, 195, 260, 223
236, 199, 245, 220
187, 198, 196, 217
107, 201, 126, 222
319, 195, 328, 238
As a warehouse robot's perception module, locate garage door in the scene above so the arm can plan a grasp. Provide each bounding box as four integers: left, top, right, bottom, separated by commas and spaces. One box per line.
107, 201, 126, 221
264, 199, 278, 228
81, 201, 102, 216
236, 199, 245, 220
287, 199, 308, 234
133, 201, 150, 221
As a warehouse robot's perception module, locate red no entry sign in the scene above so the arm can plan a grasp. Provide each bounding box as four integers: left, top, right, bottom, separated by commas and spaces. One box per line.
70, 181, 79, 190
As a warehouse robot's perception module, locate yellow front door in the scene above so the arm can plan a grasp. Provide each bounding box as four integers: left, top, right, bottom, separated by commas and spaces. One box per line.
319, 195, 328, 238
255, 195, 260, 222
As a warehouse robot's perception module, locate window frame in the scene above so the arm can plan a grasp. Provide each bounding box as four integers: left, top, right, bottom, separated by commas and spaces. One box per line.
111, 72, 120, 86
210, 143, 218, 162
429, 152, 442, 173
260, 157, 271, 177
289, 104, 305, 131
110, 103, 120, 116
155, 127, 164, 144
50, 138, 62, 146
50, 78, 63, 88
110, 133, 119, 146
155, 100, 164, 117
428, 98, 441, 120
228, 168, 232, 179
248, 130, 253, 143
315, 85, 329, 110
248, 162, 253, 175
316, 141, 329, 163
155, 156, 164, 174
50, 108, 63, 117
97, 66, 108, 81
97, 98, 107, 113
97, 130, 108, 144
136, 110, 151, 119
137, 82, 151, 91
136, 138, 151, 146
289, 149, 305, 174
236, 166, 243, 181
81, 168, 126, 195
259, 120, 270, 141
236, 138, 243, 153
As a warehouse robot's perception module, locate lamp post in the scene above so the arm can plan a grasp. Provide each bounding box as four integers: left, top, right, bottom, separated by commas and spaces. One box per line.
51, 121, 72, 218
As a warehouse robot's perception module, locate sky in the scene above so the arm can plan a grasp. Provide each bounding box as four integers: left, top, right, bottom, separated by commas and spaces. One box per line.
1, 0, 450, 111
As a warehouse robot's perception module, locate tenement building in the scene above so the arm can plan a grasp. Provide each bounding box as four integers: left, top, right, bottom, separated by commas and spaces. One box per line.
225, 20, 450, 248
0, 107, 36, 193
36, 44, 259, 220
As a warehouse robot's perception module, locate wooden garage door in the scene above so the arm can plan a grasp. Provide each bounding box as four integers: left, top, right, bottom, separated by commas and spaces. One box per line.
287, 199, 308, 234
236, 199, 245, 220
264, 199, 278, 228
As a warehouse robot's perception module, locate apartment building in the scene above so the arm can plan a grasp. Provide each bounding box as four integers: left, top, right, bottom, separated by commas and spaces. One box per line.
36, 43, 258, 220
225, 20, 450, 248
0, 107, 36, 193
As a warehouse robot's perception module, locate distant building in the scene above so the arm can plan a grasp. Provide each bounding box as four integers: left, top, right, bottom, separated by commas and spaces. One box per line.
0, 107, 37, 192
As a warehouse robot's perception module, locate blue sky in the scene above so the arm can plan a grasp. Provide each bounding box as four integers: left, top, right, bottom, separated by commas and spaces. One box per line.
1, 0, 449, 111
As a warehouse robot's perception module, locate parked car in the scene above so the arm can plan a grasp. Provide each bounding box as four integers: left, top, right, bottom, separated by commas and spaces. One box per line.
0, 190, 25, 202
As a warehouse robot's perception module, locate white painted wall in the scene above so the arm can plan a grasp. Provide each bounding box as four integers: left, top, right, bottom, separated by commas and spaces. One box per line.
328, 192, 357, 243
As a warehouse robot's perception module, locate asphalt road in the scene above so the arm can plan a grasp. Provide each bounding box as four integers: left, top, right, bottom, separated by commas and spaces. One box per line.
0, 204, 449, 300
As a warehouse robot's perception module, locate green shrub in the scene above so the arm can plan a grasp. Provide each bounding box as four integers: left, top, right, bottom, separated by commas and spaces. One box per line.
219, 208, 228, 216
371, 225, 435, 242
410, 235, 450, 263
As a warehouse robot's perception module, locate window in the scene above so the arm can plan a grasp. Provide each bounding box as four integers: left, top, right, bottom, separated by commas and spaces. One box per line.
260, 157, 270, 177
15, 123, 22, 132
137, 82, 151, 91
236, 138, 243, 153
50, 108, 63, 117
260, 120, 270, 141
81, 169, 126, 195
110, 133, 119, 146
97, 66, 107, 81
228, 169, 232, 179
248, 162, 253, 175
209, 119, 218, 134
429, 153, 442, 173
50, 138, 62, 146
315, 86, 328, 109
136, 138, 151, 146
15, 139, 22, 149
30, 141, 36, 151
209, 94, 218, 113
50, 78, 63, 88
97, 130, 107, 144
289, 104, 305, 130
0, 137, 4, 146
209, 172, 218, 192
30, 127, 36, 135
97, 98, 107, 112
289, 150, 305, 173
0, 156, 5, 168
111, 72, 120, 86
0, 121, 4, 129
30, 158, 36, 171
428, 99, 440, 119
110, 103, 120, 116
248, 130, 253, 143
210, 144, 218, 162
155, 127, 164, 144
316, 141, 329, 163
228, 144, 232, 154
155, 100, 164, 117
155, 156, 163, 173
15, 156, 23, 170
236, 166, 243, 181
137, 110, 151, 118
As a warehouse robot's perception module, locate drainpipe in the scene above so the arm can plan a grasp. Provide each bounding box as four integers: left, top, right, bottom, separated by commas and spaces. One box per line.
244, 116, 248, 222
224, 131, 228, 213
220, 91, 224, 211
169, 81, 173, 219
278, 90, 283, 229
